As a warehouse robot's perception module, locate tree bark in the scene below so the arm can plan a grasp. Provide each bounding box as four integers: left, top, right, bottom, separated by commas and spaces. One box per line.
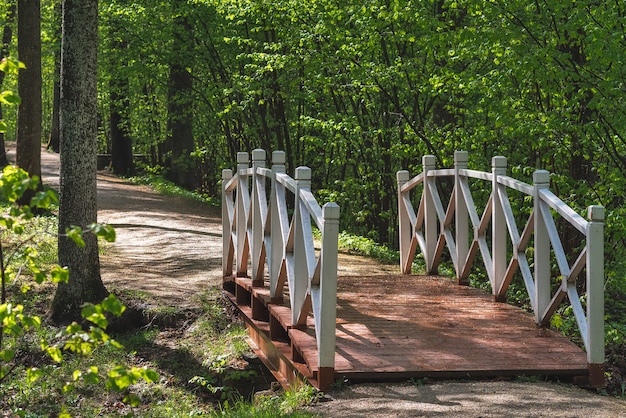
110, 85, 134, 176
109, 35, 134, 176
50, 0, 108, 323
0, 4, 15, 168
16, 0, 42, 181
47, 1, 62, 153
167, 0, 196, 189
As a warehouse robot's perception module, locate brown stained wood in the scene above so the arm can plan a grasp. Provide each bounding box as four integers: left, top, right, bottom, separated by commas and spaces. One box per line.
331, 274, 587, 379
226, 273, 588, 389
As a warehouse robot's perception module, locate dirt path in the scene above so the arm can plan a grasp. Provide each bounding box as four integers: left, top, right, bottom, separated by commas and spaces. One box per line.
25, 146, 626, 416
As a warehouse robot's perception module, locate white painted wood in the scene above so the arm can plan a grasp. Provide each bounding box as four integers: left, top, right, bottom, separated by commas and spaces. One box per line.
540, 203, 570, 277
223, 149, 341, 375
269, 151, 287, 299
423, 155, 438, 273
586, 205, 605, 365
455, 151, 469, 281
251, 149, 267, 282
400, 171, 424, 193
397, 170, 412, 273
315, 203, 340, 369
291, 167, 312, 325
539, 189, 588, 234
222, 169, 234, 277
497, 175, 533, 195
492, 156, 507, 295
236, 152, 250, 277
533, 170, 551, 324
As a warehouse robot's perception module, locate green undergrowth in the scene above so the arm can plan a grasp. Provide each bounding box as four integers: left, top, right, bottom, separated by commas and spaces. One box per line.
0, 203, 318, 416
2, 279, 319, 416
129, 173, 219, 207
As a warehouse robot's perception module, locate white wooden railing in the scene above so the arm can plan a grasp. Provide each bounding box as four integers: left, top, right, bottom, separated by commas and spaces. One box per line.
222, 149, 340, 383
397, 151, 604, 383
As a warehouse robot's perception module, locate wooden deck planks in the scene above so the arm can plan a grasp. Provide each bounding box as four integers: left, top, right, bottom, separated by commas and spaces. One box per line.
331, 274, 587, 379
226, 273, 589, 389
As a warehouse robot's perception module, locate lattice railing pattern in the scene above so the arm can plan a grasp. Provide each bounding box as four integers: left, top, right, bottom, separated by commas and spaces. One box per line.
222, 150, 340, 374
397, 151, 604, 375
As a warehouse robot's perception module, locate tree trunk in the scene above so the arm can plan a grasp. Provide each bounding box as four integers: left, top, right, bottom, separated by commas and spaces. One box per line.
167, 0, 196, 189
47, 1, 62, 153
16, 0, 42, 182
0, 3, 15, 168
110, 85, 134, 176
50, 0, 108, 323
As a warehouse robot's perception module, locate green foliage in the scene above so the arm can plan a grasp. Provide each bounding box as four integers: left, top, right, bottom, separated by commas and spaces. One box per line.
130, 173, 219, 206
0, 167, 157, 415
336, 231, 399, 265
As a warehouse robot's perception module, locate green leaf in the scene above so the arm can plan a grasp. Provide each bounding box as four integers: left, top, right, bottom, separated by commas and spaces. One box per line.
26, 367, 43, 384
141, 367, 159, 383
50, 266, 69, 283
66, 226, 85, 248
46, 346, 63, 363
0, 349, 15, 362
101, 294, 126, 316
20, 314, 41, 330
88, 223, 116, 242
58, 406, 71, 418
0, 57, 25, 74
84, 366, 100, 384
0, 90, 20, 105
124, 393, 142, 407
82, 305, 108, 329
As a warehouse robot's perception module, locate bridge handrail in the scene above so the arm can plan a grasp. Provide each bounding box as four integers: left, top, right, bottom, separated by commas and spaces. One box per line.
397, 151, 604, 385
222, 149, 340, 376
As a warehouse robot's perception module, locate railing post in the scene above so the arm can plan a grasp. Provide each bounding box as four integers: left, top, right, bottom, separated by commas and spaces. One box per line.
423, 155, 437, 273
455, 151, 469, 284
269, 151, 286, 301
397, 170, 412, 274
586, 205, 605, 387
317, 202, 340, 390
292, 166, 312, 325
222, 169, 234, 278
236, 152, 250, 277
492, 156, 507, 299
533, 170, 551, 323
251, 149, 267, 285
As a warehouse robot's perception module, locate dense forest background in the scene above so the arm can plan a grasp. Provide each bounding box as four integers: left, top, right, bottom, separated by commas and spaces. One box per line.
2, 1, 626, 306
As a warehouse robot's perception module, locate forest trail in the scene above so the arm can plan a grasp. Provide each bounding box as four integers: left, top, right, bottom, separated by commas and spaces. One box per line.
22, 146, 626, 417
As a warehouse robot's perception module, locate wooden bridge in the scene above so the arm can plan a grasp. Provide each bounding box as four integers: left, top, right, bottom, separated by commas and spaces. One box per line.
221, 150, 605, 391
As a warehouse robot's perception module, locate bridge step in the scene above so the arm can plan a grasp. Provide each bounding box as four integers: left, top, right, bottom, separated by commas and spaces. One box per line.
226, 276, 322, 388
225, 273, 590, 391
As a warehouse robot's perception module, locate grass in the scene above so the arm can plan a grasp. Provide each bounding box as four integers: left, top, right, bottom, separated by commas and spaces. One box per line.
129, 173, 219, 207
0, 208, 320, 417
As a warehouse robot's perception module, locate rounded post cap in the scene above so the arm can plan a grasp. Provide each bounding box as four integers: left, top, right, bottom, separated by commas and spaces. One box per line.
397, 170, 410, 182
272, 150, 286, 165
237, 152, 249, 164
252, 149, 266, 162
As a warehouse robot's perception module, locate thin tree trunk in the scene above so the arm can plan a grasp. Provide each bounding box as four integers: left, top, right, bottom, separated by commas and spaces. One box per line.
0, 3, 15, 168
47, 1, 62, 153
16, 0, 42, 183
